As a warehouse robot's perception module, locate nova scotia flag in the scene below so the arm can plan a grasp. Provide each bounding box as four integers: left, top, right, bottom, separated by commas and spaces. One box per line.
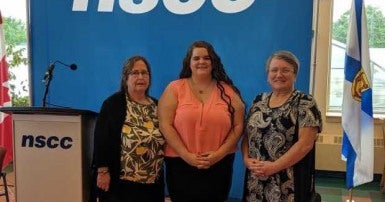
341, 0, 373, 189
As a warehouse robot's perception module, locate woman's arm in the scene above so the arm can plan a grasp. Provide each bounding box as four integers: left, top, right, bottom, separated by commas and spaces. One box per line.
158, 85, 202, 167
241, 133, 261, 172
200, 93, 245, 167
241, 134, 249, 162
94, 99, 113, 191
254, 126, 318, 177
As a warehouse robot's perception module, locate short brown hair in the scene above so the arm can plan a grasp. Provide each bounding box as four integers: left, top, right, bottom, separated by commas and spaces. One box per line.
265, 50, 300, 75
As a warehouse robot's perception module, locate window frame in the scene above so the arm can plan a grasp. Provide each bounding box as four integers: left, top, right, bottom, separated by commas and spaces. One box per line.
312, 0, 385, 120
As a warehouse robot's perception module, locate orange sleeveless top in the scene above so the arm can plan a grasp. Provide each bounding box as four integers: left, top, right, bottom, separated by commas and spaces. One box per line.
165, 79, 236, 157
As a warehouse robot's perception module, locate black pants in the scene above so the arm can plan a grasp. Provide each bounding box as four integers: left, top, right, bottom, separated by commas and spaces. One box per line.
98, 179, 164, 202
165, 153, 235, 202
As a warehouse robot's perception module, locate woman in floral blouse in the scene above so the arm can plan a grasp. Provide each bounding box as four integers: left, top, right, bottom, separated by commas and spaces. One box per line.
93, 56, 165, 202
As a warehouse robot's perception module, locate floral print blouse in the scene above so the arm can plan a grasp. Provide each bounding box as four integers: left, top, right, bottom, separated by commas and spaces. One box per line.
119, 96, 165, 184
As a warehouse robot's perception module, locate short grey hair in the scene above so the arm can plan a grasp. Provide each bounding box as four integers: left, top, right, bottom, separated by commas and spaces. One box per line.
265, 50, 300, 75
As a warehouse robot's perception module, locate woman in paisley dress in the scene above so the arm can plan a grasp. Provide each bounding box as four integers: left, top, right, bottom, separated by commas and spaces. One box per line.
242, 51, 322, 202
93, 56, 165, 202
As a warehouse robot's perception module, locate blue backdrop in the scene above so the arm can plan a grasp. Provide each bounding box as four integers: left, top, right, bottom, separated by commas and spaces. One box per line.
29, 0, 314, 199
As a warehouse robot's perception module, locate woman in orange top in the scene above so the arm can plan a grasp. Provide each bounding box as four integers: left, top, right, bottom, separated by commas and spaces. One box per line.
158, 40, 245, 202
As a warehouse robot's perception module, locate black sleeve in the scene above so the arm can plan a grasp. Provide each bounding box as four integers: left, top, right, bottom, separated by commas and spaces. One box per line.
93, 98, 114, 168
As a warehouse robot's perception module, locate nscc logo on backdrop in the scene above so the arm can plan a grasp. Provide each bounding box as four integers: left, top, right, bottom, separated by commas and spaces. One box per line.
72, 0, 255, 14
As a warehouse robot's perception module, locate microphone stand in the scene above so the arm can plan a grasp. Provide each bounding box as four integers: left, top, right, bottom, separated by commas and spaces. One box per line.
42, 66, 54, 107
41, 61, 77, 107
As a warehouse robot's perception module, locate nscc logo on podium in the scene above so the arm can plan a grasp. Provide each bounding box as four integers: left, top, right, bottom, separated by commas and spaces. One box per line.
21, 134, 73, 149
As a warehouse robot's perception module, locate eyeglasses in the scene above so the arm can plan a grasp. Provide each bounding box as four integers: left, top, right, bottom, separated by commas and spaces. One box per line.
268, 68, 294, 74
128, 70, 150, 77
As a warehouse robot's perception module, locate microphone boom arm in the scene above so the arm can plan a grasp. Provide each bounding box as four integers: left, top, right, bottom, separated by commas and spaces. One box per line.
41, 60, 77, 107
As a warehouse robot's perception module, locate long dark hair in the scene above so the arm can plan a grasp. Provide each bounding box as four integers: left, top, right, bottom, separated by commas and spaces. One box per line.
179, 40, 243, 128
119, 56, 151, 96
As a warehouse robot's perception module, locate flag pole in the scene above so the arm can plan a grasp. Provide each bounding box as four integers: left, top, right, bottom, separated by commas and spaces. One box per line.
348, 188, 353, 202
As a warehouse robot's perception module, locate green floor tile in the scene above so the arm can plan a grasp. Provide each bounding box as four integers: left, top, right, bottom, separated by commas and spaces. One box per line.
315, 176, 385, 201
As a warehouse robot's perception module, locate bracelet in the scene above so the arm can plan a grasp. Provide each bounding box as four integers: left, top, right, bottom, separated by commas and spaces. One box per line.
97, 170, 109, 174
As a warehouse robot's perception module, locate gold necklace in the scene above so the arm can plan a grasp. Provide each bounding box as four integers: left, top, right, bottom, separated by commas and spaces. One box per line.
191, 79, 214, 94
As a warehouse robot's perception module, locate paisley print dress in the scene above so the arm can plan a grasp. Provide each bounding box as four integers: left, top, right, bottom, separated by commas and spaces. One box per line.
243, 90, 322, 202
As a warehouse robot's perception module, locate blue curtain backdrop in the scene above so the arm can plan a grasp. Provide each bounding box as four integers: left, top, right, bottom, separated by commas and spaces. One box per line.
29, 0, 313, 199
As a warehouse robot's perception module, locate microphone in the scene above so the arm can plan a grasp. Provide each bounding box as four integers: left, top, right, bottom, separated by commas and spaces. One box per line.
43, 63, 55, 81
43, 61, 77, 81
54, 60, 78, 70
42, 60, 78, 107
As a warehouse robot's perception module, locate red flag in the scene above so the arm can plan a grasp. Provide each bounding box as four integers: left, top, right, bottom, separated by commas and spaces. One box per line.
0, 11, 13, 169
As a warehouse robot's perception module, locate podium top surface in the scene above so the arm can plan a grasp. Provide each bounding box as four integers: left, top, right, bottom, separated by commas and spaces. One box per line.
0, 107, 98, 116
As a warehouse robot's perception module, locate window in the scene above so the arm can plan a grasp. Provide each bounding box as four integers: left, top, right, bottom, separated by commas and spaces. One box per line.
328, 0, 385, 115
0, 1, 30, 106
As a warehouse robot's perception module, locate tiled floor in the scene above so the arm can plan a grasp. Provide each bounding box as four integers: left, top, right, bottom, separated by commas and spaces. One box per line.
315, 175, 385, 202
0, 172, 383, 202
0, 171, 15, 202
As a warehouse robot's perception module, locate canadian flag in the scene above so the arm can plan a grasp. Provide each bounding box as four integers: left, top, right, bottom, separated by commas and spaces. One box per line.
0, 11, 13, 169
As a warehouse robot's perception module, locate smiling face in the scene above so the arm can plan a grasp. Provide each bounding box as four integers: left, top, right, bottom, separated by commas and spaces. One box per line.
267, 58, 297, 93
189, 47, 213, 77
126, 60, 150, 94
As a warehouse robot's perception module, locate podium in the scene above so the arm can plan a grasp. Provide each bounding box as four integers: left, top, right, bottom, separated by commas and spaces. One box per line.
0, 107, 98, 202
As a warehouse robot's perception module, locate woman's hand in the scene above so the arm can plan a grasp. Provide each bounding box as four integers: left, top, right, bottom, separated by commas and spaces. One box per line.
181, 152, 210, 169
196, 151, 221, 169
96, 169, 110, 192
244, 156, 260, 170
181, 151, 220, 169
252, 160, 278, 177
244, 157, 278, 178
